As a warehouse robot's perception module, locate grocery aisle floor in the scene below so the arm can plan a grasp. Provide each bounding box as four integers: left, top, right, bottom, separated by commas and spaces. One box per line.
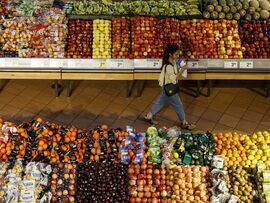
0, 79, 269, 133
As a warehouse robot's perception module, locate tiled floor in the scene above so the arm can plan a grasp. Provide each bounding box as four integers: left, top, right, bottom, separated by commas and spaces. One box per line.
0, 79, 269, 134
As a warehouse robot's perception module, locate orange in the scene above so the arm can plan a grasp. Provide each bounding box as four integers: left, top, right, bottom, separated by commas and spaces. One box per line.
39, 140, 45, 146
43, 143, 48, 150
64, 137, 70, 143
38, 146, 43, 151
71, 131, 76, 137
0, 148, 6, 154
217, 140, 223, 145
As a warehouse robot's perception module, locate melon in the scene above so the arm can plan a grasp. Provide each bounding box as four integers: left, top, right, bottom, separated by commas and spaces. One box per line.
253, 11, 260, 19
245, 13, 252, 20
250, 0, 260, 9
223, 5, 230, 13
260, 9, 270, 19
203, 11, 211, 18
259, 0, 270, 11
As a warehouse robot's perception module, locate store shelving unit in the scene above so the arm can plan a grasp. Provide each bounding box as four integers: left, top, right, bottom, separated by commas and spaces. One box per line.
0, 58, 269, 97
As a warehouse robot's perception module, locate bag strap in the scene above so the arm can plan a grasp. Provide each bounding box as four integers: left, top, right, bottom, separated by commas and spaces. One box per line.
163, 64, 168, 86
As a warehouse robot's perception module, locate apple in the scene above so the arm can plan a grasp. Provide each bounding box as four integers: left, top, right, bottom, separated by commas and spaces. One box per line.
112, 17, 131, 58
131, 16, 159, 58
214, 20, 243, 59
92, 19, 111, 58
239, 20, 269, 59
66, 19, 93, 58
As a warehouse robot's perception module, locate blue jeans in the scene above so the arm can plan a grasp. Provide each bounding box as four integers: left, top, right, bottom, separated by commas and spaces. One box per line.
150, 90, 186, 121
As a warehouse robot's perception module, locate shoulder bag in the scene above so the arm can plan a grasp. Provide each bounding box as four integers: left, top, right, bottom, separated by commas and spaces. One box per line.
163, 64, 179, 97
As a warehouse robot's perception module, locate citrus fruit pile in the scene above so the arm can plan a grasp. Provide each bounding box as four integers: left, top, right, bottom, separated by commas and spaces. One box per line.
214, 131, 270, 167
244, 131, 270, 167
213, 132, 247, 166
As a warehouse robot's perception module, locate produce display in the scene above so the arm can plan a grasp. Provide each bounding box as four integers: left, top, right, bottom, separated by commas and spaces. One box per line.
112, 17, 131, 58
257, 164, 270, 203
131, 17, 161, 58
214, 20, 243, 58
214, 132, 247, 166
128, 164, 167, 203
146, 127, 215, 166
1, 117, 270, 203
158, 18, 181, 55
77, 162, 129, 203
214, 131, 270, 167
180, 19, 218, 58
69, 0, 201, 16
0, 7, 67, 58
51, 163, 76, 203
166, 165, 210, 202
92, 19, 111, 58
0, 160, 52, 203
226, 165, 258, 203
66, 19, 93, 58
239, 20, 270, 58
203, 0, 270, 20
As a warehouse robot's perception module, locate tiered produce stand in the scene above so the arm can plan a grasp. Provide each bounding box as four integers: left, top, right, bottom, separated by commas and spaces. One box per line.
0, 118, 270, 202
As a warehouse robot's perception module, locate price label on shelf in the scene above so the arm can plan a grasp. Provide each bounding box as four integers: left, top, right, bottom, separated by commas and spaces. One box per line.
188, 61, 199, 69
240, 60, 253, 69
0, 58, 6, 67
147, 59, 162, 69
17, 59, 31, 67
107, 59, 125, 69
50, 59, 64, 68
5, 58, 18, 67
99, 59, 107, 68
224, 60, 238, 69
31, 59, 48, 68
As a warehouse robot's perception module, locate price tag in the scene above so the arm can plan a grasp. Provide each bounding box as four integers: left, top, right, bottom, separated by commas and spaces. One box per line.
31, 59, 48, 68
0, 58, 6, 67
188, 61, 199, 68
107, 59, 125, 69
240, 60, 253, 69
17, 59, 31, 67
50, 59, 63, 68
147, 59, 162, 69
134, 59, 147, 68
5, 58, 18, 67
224, 60, 238, 69
99, 59, 107, 68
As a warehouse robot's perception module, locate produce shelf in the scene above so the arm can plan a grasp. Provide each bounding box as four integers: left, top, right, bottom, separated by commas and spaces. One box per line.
67, 14, 204, 20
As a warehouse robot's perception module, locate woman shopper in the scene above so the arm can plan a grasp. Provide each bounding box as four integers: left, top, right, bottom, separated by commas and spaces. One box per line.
144, 44, 196, 130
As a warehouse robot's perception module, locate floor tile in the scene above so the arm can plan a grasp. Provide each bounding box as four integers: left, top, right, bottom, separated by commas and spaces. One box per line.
185, 103, 207, 117
15, 110, 35, 122
242, 110, 264, 123
201, 109, 223, 122
248, 101, 269, 114
225, 105, 247, 118
212, 123, 234, 133
195, 118, 216, 131
0, 105, 21, 120
0, 91, 17, 103
160, 107, 179, 122
208, 100, 230, 113
4, 81, 26, 95
9, 95, 32, 109
260, 114, 270, 127
235, 119, 258, 134
119, 107, 141, 122
218, 114, 240, 128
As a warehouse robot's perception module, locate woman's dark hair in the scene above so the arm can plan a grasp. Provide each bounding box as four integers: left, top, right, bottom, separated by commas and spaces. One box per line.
162, 44, 180, 68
